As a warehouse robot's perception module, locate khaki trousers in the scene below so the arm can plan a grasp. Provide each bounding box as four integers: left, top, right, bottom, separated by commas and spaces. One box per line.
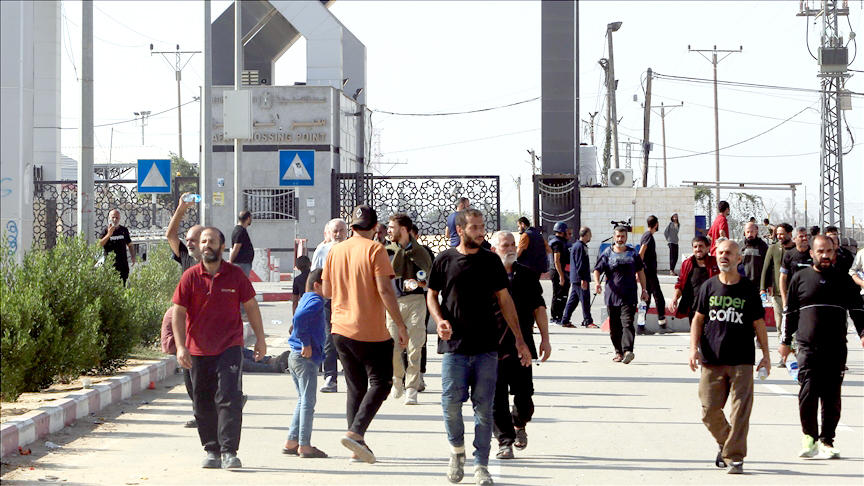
387, 293, 427, 390
771, 295, 783, 340
698, 364, 754, 463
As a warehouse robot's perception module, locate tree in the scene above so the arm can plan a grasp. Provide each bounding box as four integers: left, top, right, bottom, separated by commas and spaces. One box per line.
157, 152, 198, 206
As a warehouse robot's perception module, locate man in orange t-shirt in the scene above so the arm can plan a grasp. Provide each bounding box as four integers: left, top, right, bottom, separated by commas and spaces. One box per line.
322, 204, 408, 464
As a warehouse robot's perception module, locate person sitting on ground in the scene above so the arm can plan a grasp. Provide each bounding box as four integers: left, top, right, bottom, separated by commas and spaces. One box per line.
283, 268, 329, 458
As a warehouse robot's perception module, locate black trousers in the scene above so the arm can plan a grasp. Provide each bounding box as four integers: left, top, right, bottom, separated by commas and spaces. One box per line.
608, 304, 636, 354
183, 368, 195, 414
797, 344, 846, 444
333, 334, 394, 436
493, 356, 534, 447
190, 346, 244, 454
668, 243, 679, 271
643, 269, 666, 320
549, 269, 570, 321
322, 303, 339, 380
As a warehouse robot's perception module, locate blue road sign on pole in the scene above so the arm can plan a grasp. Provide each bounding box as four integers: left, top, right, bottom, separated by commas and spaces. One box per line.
137, 159, 172, 194
279, 150, 315, 186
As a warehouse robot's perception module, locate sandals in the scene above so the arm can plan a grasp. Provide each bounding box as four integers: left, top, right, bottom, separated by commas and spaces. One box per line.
514, 428, 528, 451
299, 447, 328, 458
613, 354, 624, 362
281, 447, 299, 456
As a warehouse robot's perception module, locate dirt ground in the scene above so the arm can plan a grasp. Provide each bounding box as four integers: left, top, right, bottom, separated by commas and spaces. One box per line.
0, 358, 161, 424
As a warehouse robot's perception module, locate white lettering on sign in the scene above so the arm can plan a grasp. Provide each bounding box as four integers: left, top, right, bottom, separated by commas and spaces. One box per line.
212, 132, 327, 144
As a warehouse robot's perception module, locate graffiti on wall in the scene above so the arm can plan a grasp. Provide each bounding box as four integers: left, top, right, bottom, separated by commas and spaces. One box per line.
6, 220, 18, 256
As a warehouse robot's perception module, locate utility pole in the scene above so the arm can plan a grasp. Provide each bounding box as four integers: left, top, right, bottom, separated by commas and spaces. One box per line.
582, 111, 599, 145
641, 68, 653, 187
688, 45, 742, 203
234, 0, 243, 218
150, 45, 201, 160
644, 101, 683, 187
133, 111, 151, 145
201, 0, 213, 226
797, 0, 849, 233
527, 149, 539, 175
607, 22, 622, 169
78, 0, 94, 244
513, 176, 522, 217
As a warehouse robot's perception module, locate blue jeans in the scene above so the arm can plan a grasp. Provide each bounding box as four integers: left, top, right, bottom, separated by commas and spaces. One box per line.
441, 351, 498, 467
287, 352, 318, 446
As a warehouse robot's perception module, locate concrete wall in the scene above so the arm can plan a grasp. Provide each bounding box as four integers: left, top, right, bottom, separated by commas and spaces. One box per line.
580, 187, 695, 272
209, 85, 363, 263
1, 2, 59, 262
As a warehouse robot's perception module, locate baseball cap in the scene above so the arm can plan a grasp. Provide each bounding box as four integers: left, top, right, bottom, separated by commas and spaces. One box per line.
350, 204, 377, 230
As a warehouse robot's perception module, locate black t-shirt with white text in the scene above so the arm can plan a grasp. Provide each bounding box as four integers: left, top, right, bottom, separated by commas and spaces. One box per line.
100, 225, 131, 271
640, 231, 657, 273
694, 276, 763, 366
231, 225, 254, 264
172, 241, 197, 272
429, 248, 509, 355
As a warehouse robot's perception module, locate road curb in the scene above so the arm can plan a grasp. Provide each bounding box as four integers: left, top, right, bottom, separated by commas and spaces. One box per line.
0, 355, 177, 458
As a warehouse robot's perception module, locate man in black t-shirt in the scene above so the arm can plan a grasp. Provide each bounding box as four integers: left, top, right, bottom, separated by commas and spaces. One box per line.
489, 231, 551, 460
824, 226, 854, 274
690, 240, 771, 475
548, 222, 570, 325
427, 209, 531, 485
98, 209, 136, 284
780, 227, 813, 308
639, 215, 666, 332
292, 256, 311, 310
781, 236, 864, 459
229, 210, 254, 276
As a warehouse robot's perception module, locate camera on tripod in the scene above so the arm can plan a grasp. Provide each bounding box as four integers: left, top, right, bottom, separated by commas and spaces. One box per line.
610, 219, 632, 232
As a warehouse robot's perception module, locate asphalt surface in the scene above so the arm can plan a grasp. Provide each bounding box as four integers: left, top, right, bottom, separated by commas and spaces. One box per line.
2, 281, 863, 485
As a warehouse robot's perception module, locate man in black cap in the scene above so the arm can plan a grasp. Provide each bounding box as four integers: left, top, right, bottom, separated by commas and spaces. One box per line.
548, 222, 570, 325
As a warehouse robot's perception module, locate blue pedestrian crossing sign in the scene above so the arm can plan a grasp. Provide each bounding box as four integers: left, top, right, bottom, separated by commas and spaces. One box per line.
279, 150, 314, 186
137, 159, 172, 194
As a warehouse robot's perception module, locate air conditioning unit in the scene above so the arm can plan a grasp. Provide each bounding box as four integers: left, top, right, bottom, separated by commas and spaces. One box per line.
608, 168, 633, 188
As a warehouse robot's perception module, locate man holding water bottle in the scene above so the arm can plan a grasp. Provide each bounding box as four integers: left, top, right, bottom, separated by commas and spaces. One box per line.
385, 213, 433, 405
780, 235, 864, 459
593, 226, 649, 364
689, 240, 771, 475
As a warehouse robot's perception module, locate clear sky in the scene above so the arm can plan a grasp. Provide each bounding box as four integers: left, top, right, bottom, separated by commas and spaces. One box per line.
58, 1, 863, 228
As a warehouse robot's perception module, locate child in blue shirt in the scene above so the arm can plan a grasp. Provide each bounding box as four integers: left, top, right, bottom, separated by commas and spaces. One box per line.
283, 268, 328, 458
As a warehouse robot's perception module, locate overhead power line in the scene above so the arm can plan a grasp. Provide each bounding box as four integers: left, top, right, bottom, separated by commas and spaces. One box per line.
37, 99, 198, 130
373, 97, 540, 116
653, 72, 864, 97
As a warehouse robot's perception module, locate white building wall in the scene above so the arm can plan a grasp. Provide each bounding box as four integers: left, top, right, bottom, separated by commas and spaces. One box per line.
33, 1, 62, 182
580, 187, 695, 272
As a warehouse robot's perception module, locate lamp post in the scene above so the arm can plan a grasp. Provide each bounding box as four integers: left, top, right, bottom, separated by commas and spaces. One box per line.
607, 21, 622, 169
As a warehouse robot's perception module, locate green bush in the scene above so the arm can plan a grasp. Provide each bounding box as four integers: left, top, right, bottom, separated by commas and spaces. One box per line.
127, 242, 181, 346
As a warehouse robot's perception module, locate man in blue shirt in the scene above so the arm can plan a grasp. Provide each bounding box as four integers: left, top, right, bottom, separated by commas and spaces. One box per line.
593, 226, 649, 364
561, 227, 595, 328
445, 197, 470, 248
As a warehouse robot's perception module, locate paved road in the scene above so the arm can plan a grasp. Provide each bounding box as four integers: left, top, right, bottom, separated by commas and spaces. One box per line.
3, 285, 863, 485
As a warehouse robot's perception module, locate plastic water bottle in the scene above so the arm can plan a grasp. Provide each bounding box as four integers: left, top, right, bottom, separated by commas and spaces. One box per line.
637, 301, 647, 326
403, 279, 419, 292
757, 367, 767, 380
788, 361, 799, 381
416, 270, 427, 282
182, 193, 201, 203
760, 293, 769, 307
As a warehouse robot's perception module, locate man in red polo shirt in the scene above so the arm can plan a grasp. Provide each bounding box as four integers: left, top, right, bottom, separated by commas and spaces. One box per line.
708, 200, 730, 255
172, 227, 266, 470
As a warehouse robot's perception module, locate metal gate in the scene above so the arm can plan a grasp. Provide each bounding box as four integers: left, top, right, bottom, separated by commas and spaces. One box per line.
33, 178, 199, 250
333, 172, 500, 252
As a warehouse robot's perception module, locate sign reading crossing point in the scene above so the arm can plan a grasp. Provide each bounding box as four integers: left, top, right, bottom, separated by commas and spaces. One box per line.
137, 159, 172, 194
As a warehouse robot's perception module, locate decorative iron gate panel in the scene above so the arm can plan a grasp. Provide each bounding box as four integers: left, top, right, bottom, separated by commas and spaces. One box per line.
33, 180, 198, 250
333, 173, 500, 253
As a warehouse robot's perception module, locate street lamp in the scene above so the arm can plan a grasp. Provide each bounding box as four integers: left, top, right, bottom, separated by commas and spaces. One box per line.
607, 21, 622, 169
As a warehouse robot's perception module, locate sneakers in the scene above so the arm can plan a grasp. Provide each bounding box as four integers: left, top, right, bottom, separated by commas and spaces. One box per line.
320, 377, 337, 393
819, 440, 840, 459
393, 379, 405, 399
221, 452, 242, 469
340, 436, 376, 464
799, 435, 818, 458
658, 317, 667, 333
447, 452, 466, 483
584, 322, 599, 329
405, 388, 419, 405
636, 326, 646, 335
418, 374, 427, 393
727, 461, 743, 474
495, 445, 514, 459
201, 451, 221, 468
561, 322, 576, 328
474, 465, 494, 486
622, 351, 635, 364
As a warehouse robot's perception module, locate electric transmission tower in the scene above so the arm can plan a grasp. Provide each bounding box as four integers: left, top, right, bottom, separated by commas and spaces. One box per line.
798, 0, 852, 233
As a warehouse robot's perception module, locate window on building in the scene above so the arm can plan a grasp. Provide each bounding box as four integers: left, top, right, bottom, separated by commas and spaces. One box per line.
242, 188, 297, 220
